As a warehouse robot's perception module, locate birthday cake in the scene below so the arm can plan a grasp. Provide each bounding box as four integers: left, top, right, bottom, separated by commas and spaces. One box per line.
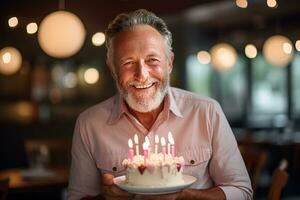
122, 153, 185, 186
122, 133, 185, 187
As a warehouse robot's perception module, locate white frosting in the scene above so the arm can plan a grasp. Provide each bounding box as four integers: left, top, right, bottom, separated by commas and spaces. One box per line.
122, 153, 185, 186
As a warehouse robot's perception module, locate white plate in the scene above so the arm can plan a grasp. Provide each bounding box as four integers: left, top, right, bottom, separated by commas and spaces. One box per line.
114, 174, 197, 195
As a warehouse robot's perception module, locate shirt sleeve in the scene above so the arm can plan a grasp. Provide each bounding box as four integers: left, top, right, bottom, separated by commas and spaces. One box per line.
208, 101, 253, 200
68, 115, 102, 200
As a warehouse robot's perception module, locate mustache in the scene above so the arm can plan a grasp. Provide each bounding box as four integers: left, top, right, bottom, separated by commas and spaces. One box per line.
127, 78, 159, 87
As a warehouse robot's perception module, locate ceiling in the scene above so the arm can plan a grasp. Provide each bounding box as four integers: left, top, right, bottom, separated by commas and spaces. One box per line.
2, 0, 299, 31
0, 0, 219, 32
0, 0, 222, 60
0, 0, 300, 60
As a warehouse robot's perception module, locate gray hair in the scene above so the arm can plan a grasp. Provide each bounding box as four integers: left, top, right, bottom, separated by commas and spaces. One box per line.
105, 9, 173, 69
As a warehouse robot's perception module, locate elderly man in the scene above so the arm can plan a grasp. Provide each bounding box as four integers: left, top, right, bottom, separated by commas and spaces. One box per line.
68, 9, 252, 200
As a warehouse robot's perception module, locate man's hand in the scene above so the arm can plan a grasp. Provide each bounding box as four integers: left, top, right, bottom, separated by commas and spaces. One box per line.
141, 191, 182, 200
101, 173, 134, 200
139, 187, 226, 200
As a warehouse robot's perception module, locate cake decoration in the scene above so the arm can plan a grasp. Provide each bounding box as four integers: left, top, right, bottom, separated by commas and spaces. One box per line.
122, 132, 185, 186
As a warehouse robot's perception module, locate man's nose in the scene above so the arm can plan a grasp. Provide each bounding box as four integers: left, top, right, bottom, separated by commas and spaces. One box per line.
135, 60, 149, 81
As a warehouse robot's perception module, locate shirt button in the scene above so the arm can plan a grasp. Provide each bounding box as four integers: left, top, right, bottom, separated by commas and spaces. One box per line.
190, 160, 195, 164
112, 166, 117, 171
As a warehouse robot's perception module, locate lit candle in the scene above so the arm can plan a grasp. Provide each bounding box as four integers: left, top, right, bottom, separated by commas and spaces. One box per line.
167, 143, 171, 155
167, 133, 171, 155
161, 137, 166, 161
155, 134, 159, 154
128, 139, 134, 161
145, 136, 151, 155
143, 141, 149, 165
134, 134, 139, 156
168, 132, 175, 157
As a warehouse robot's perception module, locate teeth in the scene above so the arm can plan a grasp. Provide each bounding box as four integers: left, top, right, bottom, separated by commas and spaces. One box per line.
134, 83, 153, 89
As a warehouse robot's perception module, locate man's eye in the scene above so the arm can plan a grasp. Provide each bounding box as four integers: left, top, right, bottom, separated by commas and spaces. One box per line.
148, 58, 159, 63
123, 61, 134, 66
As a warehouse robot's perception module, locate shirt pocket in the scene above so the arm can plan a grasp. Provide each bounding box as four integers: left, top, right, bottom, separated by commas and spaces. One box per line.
180, 147, 212, 177
96, 153, 127, 177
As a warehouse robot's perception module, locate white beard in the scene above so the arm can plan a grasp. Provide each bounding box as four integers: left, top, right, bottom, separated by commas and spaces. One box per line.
117, 74, 169, 113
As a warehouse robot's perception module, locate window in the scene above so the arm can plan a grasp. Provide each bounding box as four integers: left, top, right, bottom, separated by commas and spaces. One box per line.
251, 53, 287, 115
186, 54, 246, 122
291, 52, 300, 118
218, 56, 247, 121
186, 54, 212, 97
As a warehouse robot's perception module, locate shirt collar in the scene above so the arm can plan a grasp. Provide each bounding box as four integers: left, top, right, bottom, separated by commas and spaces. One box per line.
107, 93, 126, 125
108, 87, 183, 125
167, 87, 183, 118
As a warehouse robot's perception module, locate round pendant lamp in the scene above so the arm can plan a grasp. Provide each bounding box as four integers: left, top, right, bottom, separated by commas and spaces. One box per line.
38, 11, 86, 58
210, 43, 237, 71
0, 46, 22, 75
263, 35, 294, 67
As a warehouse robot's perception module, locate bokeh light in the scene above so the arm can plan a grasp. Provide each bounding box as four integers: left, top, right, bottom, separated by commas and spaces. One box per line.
263, 35, 294, 67
245, 44, 257, 59
8, 17, 18, 27
210, 43, 237, 71
38, 11, 86, 58
0, 47, 22, 75
84, 68, 99, 84
92, 32, 106, 46
197, 51, 211, 64
26, 22, 38, 34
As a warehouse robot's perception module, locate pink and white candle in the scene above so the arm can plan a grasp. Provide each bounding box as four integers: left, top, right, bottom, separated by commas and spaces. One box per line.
143, 141, 149, 165
128, 139, 134, 161
134, 134, 139, 156
168, 132, 175, 157
145, 136, 151, 154
154, 134, 159, 154
161, 137, 166, 161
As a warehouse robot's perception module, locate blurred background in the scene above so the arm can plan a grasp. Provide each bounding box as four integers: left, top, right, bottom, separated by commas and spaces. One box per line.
0, 0, 300, 199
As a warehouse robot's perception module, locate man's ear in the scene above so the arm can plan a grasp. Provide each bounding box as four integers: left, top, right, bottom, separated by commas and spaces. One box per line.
106, 59, 117, 80
168, 52, 174, 74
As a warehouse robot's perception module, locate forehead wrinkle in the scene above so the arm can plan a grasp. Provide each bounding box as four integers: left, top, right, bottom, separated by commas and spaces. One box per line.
110, 25, 169, 68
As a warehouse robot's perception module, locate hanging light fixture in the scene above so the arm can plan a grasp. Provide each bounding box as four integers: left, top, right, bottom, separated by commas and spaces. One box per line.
295, 40, 300, 52
37, 0, 86, 58
8, 17, 18, 28
0, 47, 22, 75
26, 22, 38, 34
210, 43, 237, 71
92, 32, 106, 46
245, 44, 257, 59
267, 0, 278, 8
263, 35, 294, 67
84, 68, 100, 84
197, 50, 211, 64
236, 0, 248, 8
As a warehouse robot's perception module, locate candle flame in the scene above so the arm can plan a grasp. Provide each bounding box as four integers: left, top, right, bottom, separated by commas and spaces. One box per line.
128, 139, 133, 148
134, 134, 139, 144
145, 136, 150, 145
168, 132, 175, 145
161, 137, 166, 146
143, 142, 148, 150
155, 134, 159, 143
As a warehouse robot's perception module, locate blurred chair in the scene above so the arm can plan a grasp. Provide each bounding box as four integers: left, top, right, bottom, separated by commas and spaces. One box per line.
239, 145, 268, 194
24, 138, 72, 168
267, 159, 289, 200
0, 178, 9, 200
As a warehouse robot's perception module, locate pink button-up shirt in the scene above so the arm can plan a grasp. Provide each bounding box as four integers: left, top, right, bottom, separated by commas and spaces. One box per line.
68, 87, 253, 200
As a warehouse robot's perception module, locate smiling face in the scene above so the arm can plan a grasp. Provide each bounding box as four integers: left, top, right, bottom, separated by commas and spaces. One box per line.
108, 25, 173, 113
